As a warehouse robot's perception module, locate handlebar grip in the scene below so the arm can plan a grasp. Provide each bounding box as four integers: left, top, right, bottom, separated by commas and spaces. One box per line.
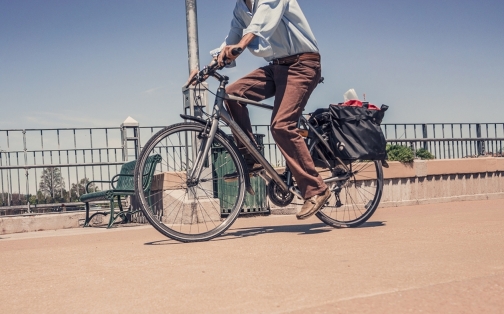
231, 47, 243, 56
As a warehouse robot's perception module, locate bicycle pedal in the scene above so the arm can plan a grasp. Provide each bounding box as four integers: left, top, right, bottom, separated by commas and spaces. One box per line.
251, 171, 264, 179
249, 166, 264, 174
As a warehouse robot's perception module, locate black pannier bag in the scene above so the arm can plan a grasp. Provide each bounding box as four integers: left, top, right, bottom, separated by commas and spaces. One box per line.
308, 102, 388, 164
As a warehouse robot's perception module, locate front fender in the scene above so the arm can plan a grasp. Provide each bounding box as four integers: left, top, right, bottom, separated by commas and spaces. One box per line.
180, 114, 208, 125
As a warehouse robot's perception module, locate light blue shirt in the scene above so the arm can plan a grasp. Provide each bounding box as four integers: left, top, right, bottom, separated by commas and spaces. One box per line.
212, 0, 319, 63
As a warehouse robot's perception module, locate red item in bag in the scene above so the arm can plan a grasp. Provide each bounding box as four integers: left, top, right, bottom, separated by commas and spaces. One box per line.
332, 100, 381, 110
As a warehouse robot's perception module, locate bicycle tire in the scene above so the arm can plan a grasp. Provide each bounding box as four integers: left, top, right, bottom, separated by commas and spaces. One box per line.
308, 139, 384, 228
134, 122, 247, 242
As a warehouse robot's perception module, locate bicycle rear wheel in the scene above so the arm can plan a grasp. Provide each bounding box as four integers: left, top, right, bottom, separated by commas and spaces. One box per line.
309, 139, 384, 227
134, 122, 247, 242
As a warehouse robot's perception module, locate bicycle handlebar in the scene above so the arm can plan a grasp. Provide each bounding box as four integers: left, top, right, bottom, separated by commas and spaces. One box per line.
230, 47, 243, 56
185, 48, 243, 88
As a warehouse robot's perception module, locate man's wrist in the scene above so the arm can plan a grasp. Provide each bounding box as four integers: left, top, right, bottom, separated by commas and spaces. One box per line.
239, 33, 256, 50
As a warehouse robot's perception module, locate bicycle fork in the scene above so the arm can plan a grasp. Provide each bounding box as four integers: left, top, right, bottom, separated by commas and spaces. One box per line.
187, 116, 220, 186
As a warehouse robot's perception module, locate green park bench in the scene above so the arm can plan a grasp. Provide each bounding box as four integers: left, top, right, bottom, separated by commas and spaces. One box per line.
80, 154, 161, 228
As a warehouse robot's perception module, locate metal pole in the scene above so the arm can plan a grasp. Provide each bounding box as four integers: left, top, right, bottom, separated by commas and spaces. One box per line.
185, 0, 200, 73
183, 0, 208, 119
184, 0, 208, 115
184, 0, 212, 200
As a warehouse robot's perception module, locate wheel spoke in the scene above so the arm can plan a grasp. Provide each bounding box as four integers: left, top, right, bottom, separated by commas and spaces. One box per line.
134, 123, 246, 242
309, 138, 383, 227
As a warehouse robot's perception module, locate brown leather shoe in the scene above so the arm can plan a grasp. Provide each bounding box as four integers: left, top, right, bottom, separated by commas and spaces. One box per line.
296, 188, 331, 220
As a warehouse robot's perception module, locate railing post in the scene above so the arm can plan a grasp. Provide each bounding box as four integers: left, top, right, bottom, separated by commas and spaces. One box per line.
121, 117, 140, 161
411, 141, 417, 158
422, 124, 428, 150
121, 126, 127, 162
133, 126, 140, 160
476, 123, 484, 156
7, 153, 11, 207
0, 150, 3, 206
25, 169, 31, 213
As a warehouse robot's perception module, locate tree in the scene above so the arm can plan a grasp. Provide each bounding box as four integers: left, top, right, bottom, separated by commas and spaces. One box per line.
70, 178, 98, 201
29, 195, 38, 205
38, 167, 65, 201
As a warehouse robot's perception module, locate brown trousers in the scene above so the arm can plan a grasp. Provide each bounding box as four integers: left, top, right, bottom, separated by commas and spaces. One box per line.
224, 55, 327, 199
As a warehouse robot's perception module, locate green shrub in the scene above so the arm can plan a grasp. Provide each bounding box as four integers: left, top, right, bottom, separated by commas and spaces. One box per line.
386, 144, 414, 163
386, 145, 436, 162
415, 148, 435, 160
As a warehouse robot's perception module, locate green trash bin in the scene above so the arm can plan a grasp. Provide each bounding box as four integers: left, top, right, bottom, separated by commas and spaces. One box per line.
212, 134, 268, 215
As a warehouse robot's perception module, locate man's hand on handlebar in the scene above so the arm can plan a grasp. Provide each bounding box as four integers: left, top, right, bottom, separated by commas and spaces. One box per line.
184, 47, 243, 87
217, 44, 243, 68
184, 68, 199, 87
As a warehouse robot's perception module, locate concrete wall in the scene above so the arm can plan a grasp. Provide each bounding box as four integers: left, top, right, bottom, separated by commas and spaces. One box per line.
0, 212, 86, 235
270, 158, 504, 214
380, 158, 504, 207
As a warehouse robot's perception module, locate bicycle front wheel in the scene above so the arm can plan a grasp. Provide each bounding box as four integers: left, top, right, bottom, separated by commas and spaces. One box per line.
134, 122, 247, 242
309, 139, 384, 227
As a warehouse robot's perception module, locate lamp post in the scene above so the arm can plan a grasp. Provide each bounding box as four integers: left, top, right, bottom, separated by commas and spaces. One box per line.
183, 0, 208, 118
183, 0, 211, 201
185, 0, 200, 73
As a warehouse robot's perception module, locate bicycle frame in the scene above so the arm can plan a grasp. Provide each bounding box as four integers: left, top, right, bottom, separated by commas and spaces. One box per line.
188, 77, 290, 193
186, 66, 351, 197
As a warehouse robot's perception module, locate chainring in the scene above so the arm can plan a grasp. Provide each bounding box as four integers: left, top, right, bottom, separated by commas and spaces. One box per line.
267, 178, 295, 207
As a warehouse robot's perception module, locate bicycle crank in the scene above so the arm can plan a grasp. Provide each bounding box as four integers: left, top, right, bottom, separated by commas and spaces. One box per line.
267, 176, 295, 207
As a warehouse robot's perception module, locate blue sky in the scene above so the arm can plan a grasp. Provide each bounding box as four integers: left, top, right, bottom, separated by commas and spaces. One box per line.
1, 0, 503, 129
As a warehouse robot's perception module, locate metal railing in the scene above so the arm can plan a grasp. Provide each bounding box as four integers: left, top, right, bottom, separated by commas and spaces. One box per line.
1, 121, 503, 213
0, 122, 139, 210
382, 123, 504, 159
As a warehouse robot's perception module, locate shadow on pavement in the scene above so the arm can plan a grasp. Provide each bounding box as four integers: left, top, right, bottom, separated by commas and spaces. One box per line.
359, 221, 386, 228
143, 223, 330, 245
87, 222, 145, 229
220, 222, 331, 239
144, 239, 182, 245
220, 220, 385, 240
143, 220, 385, 245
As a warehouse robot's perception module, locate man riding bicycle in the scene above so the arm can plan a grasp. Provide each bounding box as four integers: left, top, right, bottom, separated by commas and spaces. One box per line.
207, 0, 330, 219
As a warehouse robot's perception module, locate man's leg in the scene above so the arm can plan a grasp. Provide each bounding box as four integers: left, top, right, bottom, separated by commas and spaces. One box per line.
270, 59, 328, 208
225, 66, 276, 159
222, 66, 277, 185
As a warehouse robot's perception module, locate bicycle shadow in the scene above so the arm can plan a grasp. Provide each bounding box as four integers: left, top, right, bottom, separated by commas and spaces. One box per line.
220, 220, 386, 240
220, 222, 331, 239
144, 220, 385, 245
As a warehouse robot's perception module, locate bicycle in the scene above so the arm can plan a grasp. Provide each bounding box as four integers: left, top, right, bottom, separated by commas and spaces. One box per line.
133, 50, 384, 243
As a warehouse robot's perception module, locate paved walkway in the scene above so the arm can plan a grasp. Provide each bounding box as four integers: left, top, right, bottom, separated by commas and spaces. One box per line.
1, 199, 503, 313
